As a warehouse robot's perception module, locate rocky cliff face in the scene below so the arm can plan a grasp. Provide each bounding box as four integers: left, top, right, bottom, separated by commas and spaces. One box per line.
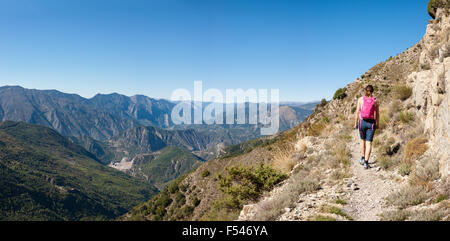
410, 7, 450, 178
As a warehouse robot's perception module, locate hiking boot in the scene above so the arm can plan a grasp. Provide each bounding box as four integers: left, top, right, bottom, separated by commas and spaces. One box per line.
360, 157, 365, 166
364, 161, 371, 170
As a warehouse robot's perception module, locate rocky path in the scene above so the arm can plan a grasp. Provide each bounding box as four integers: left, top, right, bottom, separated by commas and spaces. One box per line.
342, 130, 399, 221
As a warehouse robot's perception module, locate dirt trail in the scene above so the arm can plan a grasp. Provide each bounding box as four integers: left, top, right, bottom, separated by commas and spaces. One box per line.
343, 130, 399, 221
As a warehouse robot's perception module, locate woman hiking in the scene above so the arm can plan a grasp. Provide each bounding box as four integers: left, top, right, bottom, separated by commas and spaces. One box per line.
354, 85, 379, 170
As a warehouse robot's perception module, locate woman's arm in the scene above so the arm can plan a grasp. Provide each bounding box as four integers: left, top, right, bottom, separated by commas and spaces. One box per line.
354, 98, 361, 129
375, 99, 380, 127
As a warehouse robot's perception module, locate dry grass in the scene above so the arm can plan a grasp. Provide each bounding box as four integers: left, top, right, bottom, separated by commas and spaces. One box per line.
379, 155, 401, 170
387, 185, 430, 209
408, 206, 448, 221
411, 158, 441, 186
399, 111, 415, 124
307, 120, 327, 137
252, 170, 321, 221
402, 138, 428, 165
377, 108, 390, 130
333, 143, 351, 167
394, 85, 413, 101
379, 209, 410, 221
271, 140, 295, 173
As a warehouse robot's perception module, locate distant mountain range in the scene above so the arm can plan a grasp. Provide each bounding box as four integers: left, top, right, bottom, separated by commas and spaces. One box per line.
0, 85, 316, 141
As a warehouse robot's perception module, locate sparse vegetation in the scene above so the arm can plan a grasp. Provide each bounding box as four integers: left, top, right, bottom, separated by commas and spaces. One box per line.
214, 164, 287, 215
307, 120, 328, 137
323, 206, 353, 221
387, 185, 430, 209
394, 85, 413, 101
333, 88, 347, 100
399, 163, 413, 176
252, 170, 320, 221
428, 0, 450, 19
399, 111, 415, 124
334, 143, 351, 167
335, 199, 347, 205
402, 138, 428, 165
202, 170, 210, 178
411, 158, 441, 185
377, 109, 390, 130
379, 210, 410, 221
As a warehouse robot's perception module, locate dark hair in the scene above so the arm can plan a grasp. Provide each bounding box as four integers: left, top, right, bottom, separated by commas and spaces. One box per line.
365, 85, 374, 93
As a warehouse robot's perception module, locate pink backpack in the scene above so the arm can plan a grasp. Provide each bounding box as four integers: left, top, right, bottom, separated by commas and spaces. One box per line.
361, 96, 376, 120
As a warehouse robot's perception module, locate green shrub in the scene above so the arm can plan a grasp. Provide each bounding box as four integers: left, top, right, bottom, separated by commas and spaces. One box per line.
428, 0, 450, 18
168, 183, 179, 194
399, 111, 414, 124
182, 205, 195, 216
192, 197, 201, 207
202, 170, 210, 178
387, 185, 429, 209
320, 98, 328, 107
175, 192, 186, 205
333, 88, 347, 100
217, 164, 287, 209
394, 85, 413, 101
399, 163, 412, 176
379, 156, 399, 170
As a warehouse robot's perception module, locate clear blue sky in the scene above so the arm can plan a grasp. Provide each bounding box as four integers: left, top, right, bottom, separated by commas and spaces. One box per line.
0, 0, 431, 102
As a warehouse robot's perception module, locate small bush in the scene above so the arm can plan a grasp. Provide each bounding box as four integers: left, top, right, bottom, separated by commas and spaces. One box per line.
379, 210, 409, 221
217, 164, 287, 209
378, 109, 390, 130
379, 156, 400, 170
182, 205, 195, 216
324, 206, 353, 221
413, 158, 441, 183
408, 208, 447, 221
334, 144, 351, 167
192, 197, 201, 207
307, 120, 327, 137
394, 85, 413, 101
168, 183, 179, 194
387, 185, 429, 209
435, 194, 448, 203
253, 172, 320, 221
333, 88, 347, 100
202, 170, 210, 178
399, 111, 414, 124
399, 163, 412, 176
403, 138, 428, 165
320, 98, 328, 107
428, 0, 450, 19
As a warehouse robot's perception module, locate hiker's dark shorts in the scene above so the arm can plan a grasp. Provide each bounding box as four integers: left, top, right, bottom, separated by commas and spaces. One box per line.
359, 119, 376, 142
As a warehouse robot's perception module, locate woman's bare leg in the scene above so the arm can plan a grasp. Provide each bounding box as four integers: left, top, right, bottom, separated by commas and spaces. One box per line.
365, 141, 372, 162
360, 139, 366, 158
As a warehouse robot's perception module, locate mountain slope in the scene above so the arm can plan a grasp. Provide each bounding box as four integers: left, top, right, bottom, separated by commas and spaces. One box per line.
0, 121, 158, 221
130, 146, 205, 190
